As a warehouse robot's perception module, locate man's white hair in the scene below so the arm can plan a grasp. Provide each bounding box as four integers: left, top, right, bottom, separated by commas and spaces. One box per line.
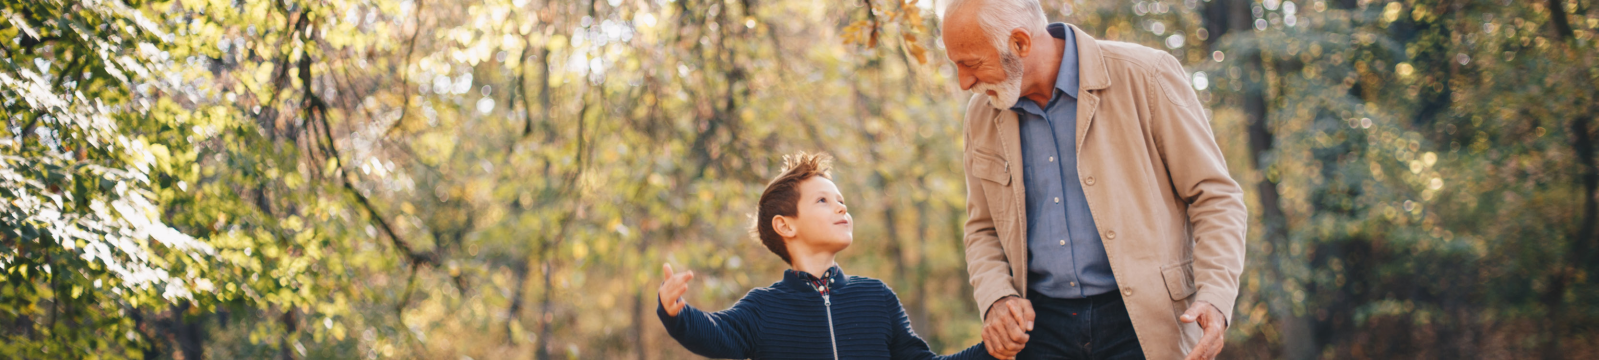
938, 0, 1050, 52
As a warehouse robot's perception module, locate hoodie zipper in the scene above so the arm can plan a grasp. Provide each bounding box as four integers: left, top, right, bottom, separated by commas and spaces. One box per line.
823, 293, 838, 360
809, 271, 840, 360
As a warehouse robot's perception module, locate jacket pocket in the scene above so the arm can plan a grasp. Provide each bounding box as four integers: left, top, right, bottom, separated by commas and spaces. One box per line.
970, 151, 1010, 186
1161, 260, 1197, 301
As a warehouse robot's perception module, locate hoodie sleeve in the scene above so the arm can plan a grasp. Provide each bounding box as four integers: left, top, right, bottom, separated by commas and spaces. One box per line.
658, 291, 760, 359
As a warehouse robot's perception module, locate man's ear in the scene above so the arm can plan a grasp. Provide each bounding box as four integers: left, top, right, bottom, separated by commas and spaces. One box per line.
772, 215, 798, 239
1009, 28, 1033, 57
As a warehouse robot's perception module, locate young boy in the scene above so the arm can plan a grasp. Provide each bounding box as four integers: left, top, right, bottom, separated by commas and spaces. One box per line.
657, 152, 997, 360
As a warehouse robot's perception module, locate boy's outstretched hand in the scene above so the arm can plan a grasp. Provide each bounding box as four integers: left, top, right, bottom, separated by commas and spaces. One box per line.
658, 263, 695, 317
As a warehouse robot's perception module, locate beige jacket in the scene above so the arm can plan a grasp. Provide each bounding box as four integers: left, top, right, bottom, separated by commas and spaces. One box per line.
961, 25, 1247, 359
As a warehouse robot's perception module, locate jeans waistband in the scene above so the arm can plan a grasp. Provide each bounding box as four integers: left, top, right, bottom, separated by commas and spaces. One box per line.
1026, 289, 1122, 303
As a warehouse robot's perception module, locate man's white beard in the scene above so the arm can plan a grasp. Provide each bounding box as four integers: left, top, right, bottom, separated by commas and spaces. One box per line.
972, 50, 1026, 110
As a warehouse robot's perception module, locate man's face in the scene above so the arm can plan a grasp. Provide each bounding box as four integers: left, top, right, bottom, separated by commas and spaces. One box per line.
785, 176, 853, 253
942, 10, 1026, 110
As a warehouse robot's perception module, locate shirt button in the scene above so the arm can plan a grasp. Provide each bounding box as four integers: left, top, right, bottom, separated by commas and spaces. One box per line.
1049, 156, 1055, 162
1059, 239, 1066, 246
1106, 231, 1117, 240
1123, 288, 1133, 296
1054, 197, 1061, 203
1084, 177, 1096, 186
1070, 282, 1077, 287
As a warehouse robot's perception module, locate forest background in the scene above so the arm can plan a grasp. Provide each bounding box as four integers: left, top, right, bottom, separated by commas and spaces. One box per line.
3, 0, 1598, 359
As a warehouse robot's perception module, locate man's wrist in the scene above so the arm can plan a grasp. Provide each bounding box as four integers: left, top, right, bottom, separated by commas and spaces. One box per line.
986, 295, 1020, 318
1207, 301, 1228, 327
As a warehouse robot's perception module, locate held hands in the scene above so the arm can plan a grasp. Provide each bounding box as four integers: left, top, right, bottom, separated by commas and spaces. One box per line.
981, 296, 1035, 360
658, 263, 696, 317
1179, 300, 1228, 360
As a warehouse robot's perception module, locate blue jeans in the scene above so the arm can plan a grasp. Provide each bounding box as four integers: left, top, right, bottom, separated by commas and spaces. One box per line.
1017, 290, 1146, 360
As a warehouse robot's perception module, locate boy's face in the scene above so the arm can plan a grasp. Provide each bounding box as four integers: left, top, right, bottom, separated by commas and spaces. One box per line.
785, 176, 854, 253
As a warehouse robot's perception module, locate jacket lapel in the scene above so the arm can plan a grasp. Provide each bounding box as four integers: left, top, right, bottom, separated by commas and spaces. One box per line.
1070, 24, 1113, 154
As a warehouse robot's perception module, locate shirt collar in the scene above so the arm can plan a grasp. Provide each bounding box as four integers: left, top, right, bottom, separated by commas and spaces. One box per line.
782, 264, 850, 291
1010, 22, 1081, 113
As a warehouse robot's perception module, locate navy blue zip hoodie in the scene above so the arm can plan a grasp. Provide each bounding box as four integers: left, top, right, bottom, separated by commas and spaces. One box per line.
658, 265, 995, 360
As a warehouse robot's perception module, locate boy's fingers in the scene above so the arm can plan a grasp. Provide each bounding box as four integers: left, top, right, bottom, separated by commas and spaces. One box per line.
664, 269, 693, 288
984, 332, 1009, 359
665, 283, 688, 301
984, 324, 1017, 354
664, 263, 674, 279
664, 297, 687, 317
670, 270, 694, 285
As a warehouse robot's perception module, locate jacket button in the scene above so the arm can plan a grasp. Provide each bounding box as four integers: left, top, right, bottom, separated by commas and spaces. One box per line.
1084, 176, 1096, 186
1106, 231, 1117, 240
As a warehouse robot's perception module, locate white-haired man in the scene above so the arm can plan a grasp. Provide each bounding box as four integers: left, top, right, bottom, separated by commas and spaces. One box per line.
940, 0, 1248, 359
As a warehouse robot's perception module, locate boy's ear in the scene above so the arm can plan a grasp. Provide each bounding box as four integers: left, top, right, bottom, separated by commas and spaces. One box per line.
772, 215, 798, 239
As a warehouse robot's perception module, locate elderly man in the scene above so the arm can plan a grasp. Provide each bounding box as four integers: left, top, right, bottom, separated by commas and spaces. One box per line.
940, 0, 1248, 359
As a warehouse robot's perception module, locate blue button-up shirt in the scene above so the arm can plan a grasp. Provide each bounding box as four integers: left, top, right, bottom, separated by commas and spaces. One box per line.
1014, 23, 1117, 299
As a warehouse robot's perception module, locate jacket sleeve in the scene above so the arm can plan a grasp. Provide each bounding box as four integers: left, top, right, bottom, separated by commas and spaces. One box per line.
961, 94, 1022, 321
658, 291, 759, 358
885, 285, 997, 360
1145, 52, 1249, 325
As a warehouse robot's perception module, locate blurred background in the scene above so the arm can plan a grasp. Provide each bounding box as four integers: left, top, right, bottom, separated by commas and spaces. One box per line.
2, 0, 1597, 358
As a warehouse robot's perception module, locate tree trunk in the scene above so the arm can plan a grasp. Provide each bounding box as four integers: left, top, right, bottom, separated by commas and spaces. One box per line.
174, 302, 205, 360
277, 309, 298, 360
506, 260, 529, 344
1206, 0, 1317, 357
1542, 5, 1592, 358
912, 195, 933, 348
535, 260, 552, 360
1244, 48, 1317, 360
633, 222, 654, 360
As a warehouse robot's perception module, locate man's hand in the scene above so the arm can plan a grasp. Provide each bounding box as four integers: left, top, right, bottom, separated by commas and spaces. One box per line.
981, 296, 1035, 360
658, 263, 695, 317
1179, 300, 1228, 360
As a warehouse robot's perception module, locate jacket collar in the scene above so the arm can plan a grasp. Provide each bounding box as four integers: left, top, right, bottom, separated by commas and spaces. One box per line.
781, 265, 850, 292
1067, 23, 1111, 92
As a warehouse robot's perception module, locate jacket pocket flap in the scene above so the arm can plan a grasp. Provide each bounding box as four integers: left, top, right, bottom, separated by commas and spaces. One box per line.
1161, 260, 1197, 301
970, 152, 1010, 186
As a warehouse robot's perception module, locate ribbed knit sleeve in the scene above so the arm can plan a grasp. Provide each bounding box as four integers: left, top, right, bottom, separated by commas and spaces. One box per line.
658, 292, 760, 359
884, 285, 998, 360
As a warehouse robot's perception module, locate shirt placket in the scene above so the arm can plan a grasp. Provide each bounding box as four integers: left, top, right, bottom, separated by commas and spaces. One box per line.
1045, 100, 1087, 298
1027, 104, 1081, 298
